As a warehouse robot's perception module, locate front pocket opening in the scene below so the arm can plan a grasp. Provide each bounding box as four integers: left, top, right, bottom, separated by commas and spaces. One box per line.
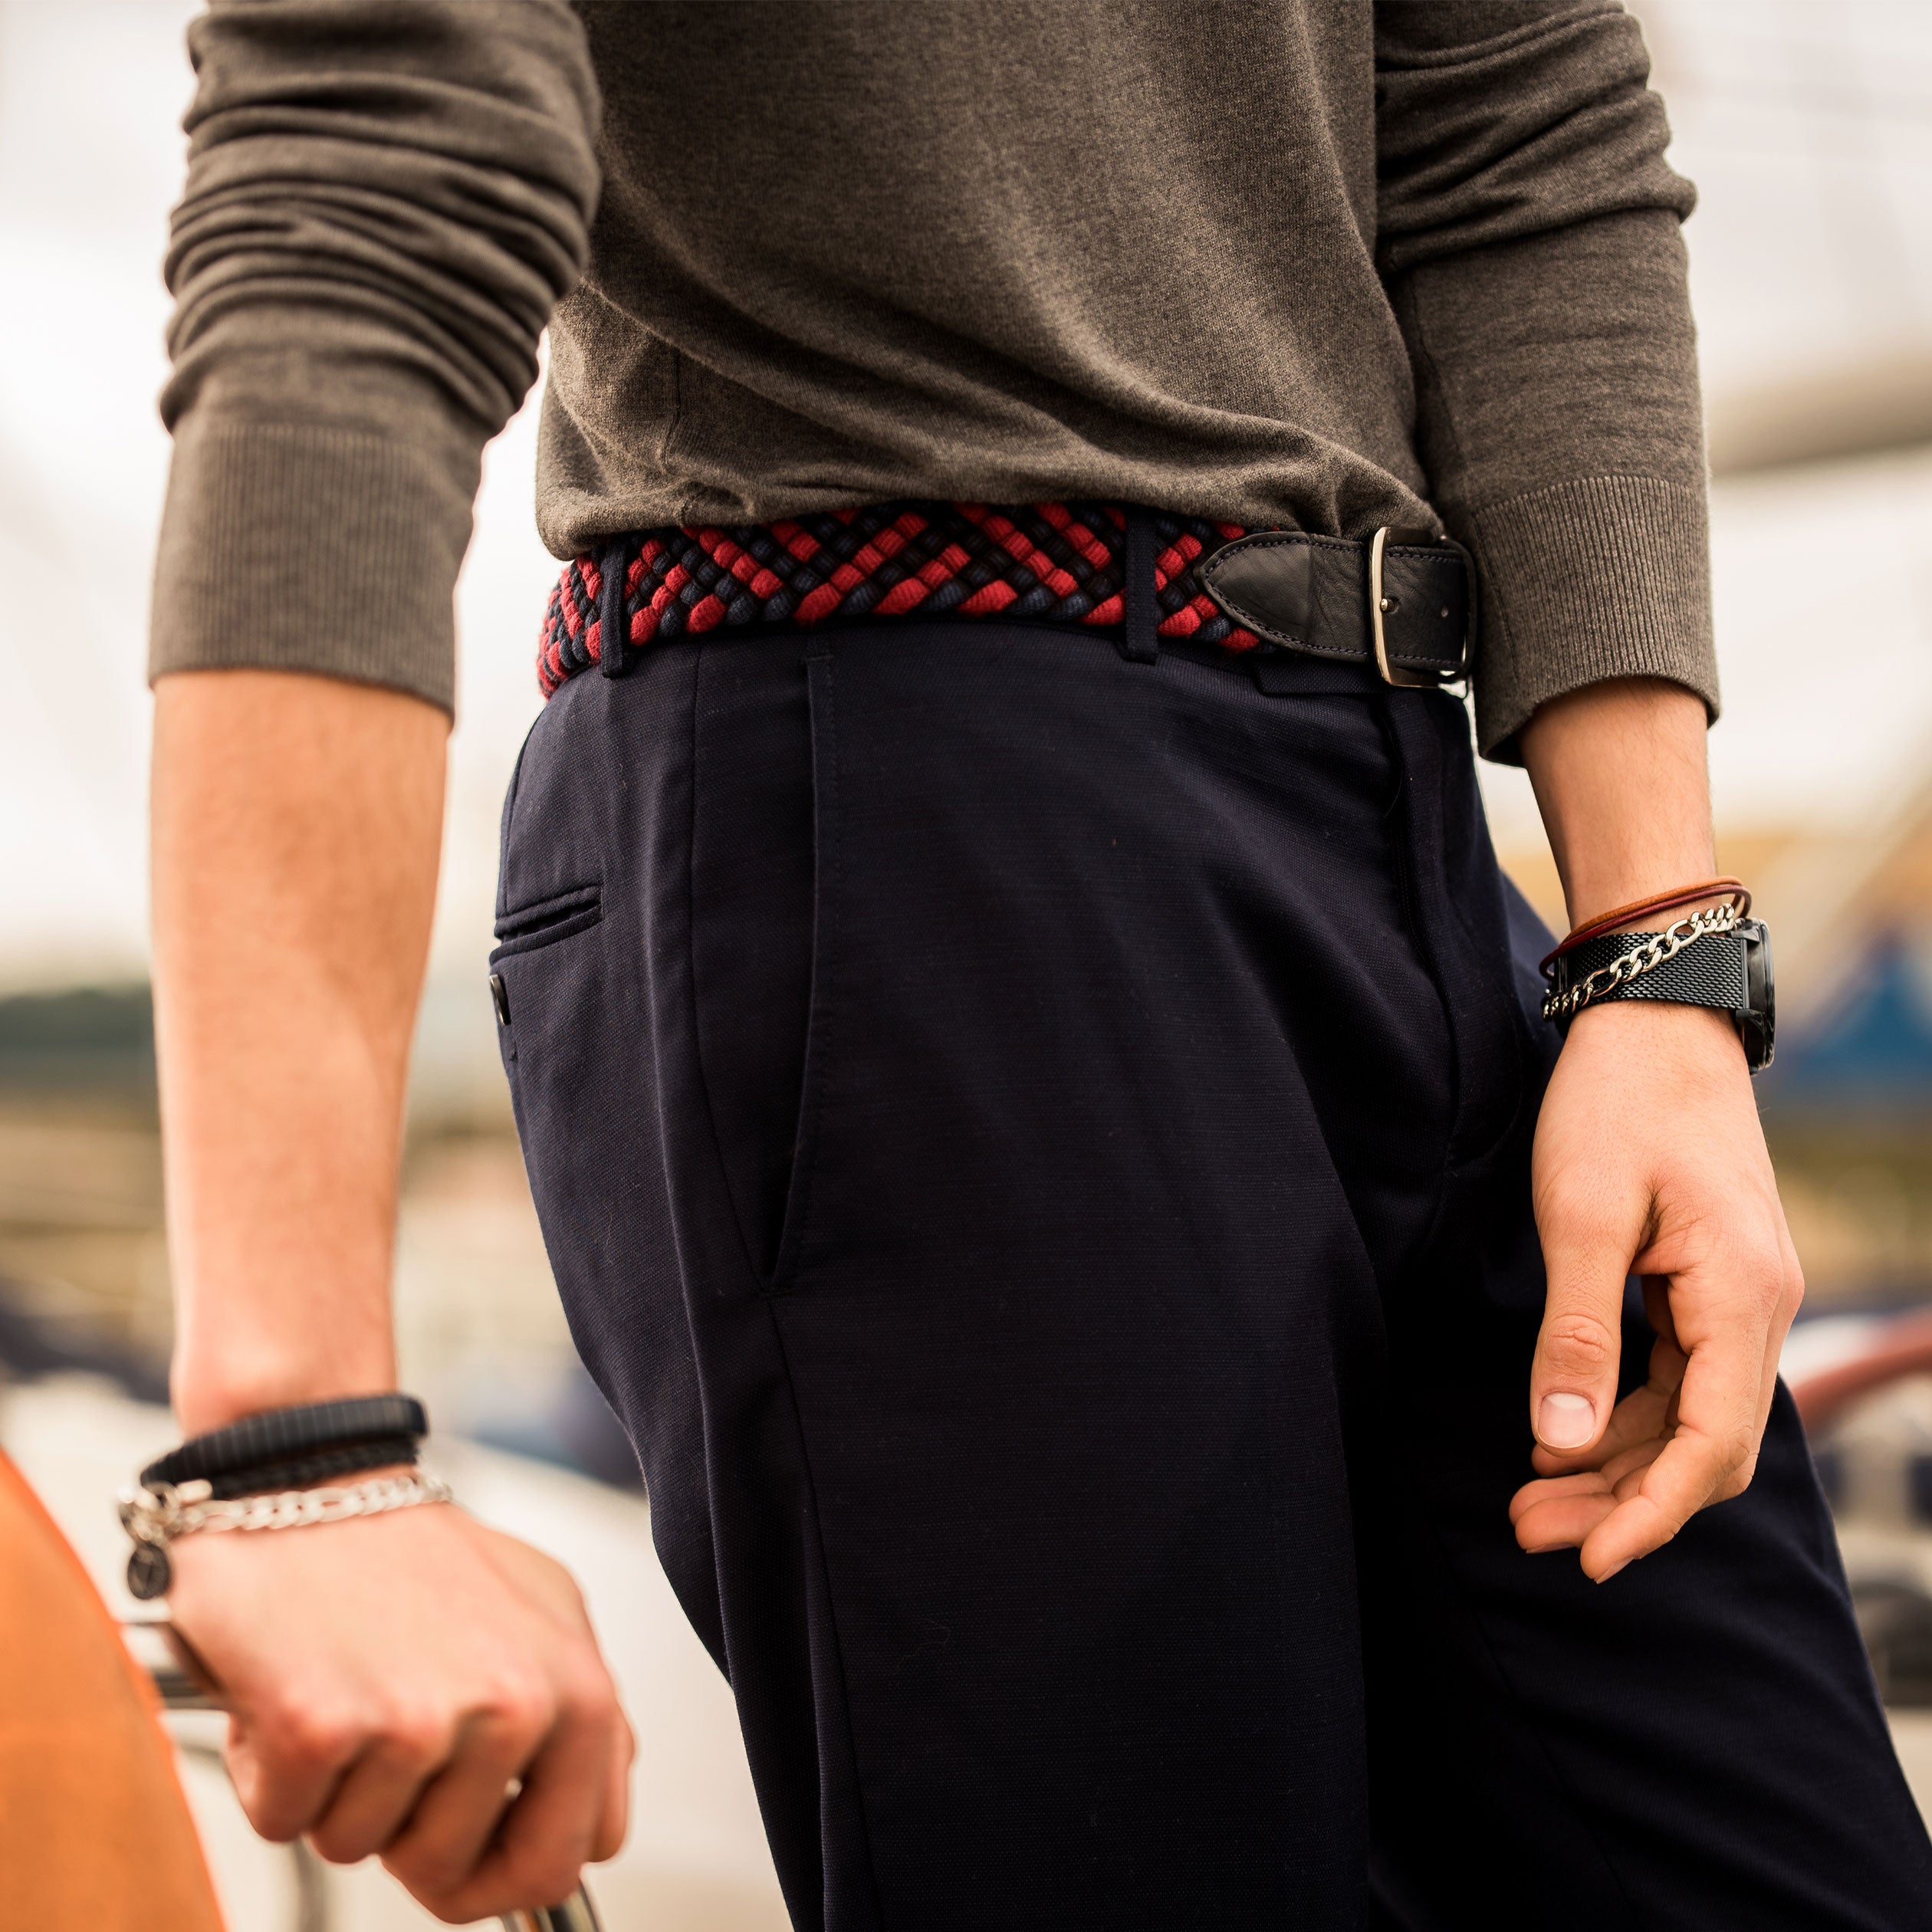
765, 644, 840, 1292
491, 884, 603, 961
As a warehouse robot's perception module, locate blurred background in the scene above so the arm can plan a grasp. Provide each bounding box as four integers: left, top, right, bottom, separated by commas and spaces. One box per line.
1, 0, 1930, 1924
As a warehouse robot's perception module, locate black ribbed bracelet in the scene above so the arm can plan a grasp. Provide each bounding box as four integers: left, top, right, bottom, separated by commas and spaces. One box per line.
196, 1435, 421, 1501
142, 1395, 429, 1491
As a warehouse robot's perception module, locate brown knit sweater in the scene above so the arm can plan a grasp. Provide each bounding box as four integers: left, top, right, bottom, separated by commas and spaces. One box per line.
150, 0, 1714, 760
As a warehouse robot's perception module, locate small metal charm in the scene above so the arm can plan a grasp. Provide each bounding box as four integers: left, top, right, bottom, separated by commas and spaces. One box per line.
127, 1539, 172, 1600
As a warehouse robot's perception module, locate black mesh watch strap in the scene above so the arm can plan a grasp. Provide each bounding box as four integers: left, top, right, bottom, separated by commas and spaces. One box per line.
1549, 918, 1776, 1073
1559, 927, 1750, 1008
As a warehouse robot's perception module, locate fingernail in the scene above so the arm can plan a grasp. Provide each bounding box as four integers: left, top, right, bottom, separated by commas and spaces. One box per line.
1596, 1559, 1630, 1585
1538, 1392, 1597, 1449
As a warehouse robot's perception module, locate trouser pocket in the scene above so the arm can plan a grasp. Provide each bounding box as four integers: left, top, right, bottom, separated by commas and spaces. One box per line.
687, 634, 834, 1290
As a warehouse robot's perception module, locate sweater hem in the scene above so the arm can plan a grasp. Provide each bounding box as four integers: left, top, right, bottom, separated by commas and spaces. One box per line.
148, 419, 471, 715
1468, 474, 1717, 763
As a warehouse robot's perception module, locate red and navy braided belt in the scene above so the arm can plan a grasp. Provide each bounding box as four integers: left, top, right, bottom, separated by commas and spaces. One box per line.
536, 501, 1471, 697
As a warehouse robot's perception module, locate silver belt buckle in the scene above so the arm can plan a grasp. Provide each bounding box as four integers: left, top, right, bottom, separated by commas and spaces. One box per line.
1368, 526, 1457, 688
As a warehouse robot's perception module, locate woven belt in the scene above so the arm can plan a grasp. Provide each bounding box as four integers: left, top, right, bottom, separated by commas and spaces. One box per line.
536, 501, 1471, 697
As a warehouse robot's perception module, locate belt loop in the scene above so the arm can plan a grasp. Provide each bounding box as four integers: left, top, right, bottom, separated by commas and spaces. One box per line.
1121, 508, 1158, 664
598, 539, 632, 679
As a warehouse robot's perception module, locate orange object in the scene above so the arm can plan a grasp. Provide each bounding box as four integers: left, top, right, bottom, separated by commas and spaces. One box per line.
0, 1447, 225, 1929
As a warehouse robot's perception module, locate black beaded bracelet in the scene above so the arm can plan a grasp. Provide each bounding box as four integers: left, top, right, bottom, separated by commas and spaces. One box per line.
141, 1395, 429, 1491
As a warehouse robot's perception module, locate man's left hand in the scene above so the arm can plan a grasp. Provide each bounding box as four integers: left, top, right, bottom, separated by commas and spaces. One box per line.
1508, 997, 1805, 1582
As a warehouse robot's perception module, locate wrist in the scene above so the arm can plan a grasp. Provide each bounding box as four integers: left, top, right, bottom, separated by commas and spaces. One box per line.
172, 1348, 400, 1438
1566, 995, 1746, 1066
1518, 681, 1719, 933
124, 1392, 434, 1598
1592, 888, 1730, 937
167, 1248, 398, 1435
1555, 867, 1724, 935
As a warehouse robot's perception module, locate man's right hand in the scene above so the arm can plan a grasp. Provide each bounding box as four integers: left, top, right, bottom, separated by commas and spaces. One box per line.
167, 1501, 632, 1922
152, 674, 631, 1912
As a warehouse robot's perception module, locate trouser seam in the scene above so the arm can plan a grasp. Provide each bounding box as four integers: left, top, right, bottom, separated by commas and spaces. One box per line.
1411, 1505, 1649, 1930
770, 642, 842, 1293
682, 644, 767, 1292
764, 1298, 893, 1931
1368, 682, 1457, 1272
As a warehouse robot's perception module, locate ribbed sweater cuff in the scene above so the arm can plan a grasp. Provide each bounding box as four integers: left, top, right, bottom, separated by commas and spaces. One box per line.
1467, 475, 1717, 763
150, 419, 477, 715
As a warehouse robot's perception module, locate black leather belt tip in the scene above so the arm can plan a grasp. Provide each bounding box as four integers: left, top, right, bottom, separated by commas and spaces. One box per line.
1198, 524, 1472, 686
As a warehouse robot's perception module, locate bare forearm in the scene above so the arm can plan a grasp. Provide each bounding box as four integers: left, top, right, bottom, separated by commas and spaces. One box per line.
1517, 677, 1716, 929
150, 673, 627, 1917
1509, 675, 1801, 1580
151, 670, 448, 1434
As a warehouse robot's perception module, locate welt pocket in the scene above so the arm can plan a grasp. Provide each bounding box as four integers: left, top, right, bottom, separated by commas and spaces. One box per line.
490, 884, 603, 961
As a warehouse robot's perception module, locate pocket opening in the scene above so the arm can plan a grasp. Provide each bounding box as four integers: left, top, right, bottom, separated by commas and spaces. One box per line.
491, 885, 603, 961
764, 646, 840, 1293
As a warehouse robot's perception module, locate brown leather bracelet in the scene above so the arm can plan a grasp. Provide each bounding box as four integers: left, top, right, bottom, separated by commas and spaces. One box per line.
1539, 876, 1752, 979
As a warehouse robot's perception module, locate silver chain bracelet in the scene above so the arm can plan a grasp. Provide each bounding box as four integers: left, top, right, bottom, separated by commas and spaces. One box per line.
118, 1470, 453, 1598
1540, 902, 1741, 1025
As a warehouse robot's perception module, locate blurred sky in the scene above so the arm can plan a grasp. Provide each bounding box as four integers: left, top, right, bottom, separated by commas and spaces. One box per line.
0, 0, 1928, 991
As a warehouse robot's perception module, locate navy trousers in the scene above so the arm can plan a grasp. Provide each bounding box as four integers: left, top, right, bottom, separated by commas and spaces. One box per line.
491, 619, 1932, 1929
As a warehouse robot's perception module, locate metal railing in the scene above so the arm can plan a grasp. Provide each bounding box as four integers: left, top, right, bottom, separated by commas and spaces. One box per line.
127, 1620, 603, 1932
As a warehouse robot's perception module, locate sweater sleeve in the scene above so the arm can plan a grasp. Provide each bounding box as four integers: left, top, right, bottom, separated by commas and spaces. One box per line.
1375, 0, 1713, 761
150, 0, 600, 714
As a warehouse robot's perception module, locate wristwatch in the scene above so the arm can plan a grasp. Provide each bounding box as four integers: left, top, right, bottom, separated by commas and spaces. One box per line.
1546, 918, 1776, 1073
